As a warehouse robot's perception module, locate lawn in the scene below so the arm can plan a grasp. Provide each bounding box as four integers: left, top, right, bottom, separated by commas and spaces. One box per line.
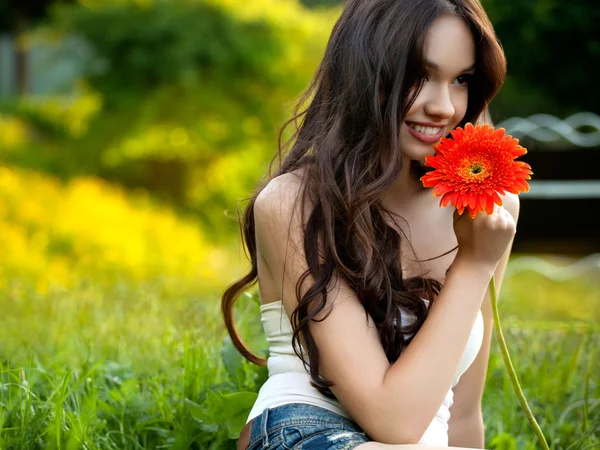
0, 260, 597, 449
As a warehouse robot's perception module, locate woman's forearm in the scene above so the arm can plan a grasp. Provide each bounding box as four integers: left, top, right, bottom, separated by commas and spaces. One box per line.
448, 412, 485, 448
368, 256, 494, 443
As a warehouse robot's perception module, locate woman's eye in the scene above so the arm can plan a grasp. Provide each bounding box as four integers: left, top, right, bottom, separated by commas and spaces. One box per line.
454, 74, 473, 86
421, 71, 430, 82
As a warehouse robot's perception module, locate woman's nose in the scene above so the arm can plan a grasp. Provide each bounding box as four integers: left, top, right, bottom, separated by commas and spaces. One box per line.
424, 87, 455, 119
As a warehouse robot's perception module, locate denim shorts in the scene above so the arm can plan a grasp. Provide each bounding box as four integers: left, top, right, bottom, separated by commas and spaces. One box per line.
247, 403, 371, 449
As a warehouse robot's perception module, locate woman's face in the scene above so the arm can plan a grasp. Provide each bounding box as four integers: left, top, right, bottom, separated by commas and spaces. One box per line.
400, 13, 476, 163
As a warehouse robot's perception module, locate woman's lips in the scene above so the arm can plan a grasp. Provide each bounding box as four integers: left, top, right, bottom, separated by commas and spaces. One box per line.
406, 122, 445, 144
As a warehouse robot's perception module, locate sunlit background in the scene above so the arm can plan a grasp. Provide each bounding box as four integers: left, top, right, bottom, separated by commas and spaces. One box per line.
0, 0, 598, 449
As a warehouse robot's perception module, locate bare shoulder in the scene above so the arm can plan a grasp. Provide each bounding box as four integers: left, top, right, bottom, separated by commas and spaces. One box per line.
254, 171, 306, 223
254, 172, 310, 250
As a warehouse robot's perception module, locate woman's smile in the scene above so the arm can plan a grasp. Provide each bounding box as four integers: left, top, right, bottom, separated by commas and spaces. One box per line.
406, 121, 448, 144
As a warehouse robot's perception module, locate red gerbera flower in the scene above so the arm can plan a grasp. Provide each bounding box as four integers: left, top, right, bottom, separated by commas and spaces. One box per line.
420, 123, 533, 218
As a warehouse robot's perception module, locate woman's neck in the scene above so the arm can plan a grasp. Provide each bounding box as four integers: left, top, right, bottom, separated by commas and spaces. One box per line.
382, 159, 431, 209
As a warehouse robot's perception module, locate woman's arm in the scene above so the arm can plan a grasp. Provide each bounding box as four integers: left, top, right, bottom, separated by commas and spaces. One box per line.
448, 193, 520, 448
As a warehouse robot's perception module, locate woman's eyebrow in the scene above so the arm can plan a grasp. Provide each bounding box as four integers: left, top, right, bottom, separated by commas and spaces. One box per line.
424, 59, 476, 73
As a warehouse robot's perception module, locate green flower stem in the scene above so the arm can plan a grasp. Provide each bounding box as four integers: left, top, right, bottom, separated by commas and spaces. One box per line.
489, 276, 550, 450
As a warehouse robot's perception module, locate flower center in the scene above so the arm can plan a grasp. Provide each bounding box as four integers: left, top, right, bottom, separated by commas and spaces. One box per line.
470, 164, 483, 175
459, 158, 490, 182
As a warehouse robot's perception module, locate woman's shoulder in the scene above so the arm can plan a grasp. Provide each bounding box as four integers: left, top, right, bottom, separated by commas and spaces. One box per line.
257, 170, 303, 201
254, 169, 311, 226
254, 168, 311, 245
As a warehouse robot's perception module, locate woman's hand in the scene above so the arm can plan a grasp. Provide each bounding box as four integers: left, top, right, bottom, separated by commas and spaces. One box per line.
452, 205, 516, 271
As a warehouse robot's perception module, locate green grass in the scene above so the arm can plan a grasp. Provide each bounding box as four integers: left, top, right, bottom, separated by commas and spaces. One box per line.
0, 255, 598, 449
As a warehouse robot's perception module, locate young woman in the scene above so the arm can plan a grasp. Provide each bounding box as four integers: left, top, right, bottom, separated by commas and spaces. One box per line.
222, 0, 518, 448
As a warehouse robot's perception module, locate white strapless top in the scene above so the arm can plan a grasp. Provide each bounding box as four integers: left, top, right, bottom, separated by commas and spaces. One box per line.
246, 299, 484, 446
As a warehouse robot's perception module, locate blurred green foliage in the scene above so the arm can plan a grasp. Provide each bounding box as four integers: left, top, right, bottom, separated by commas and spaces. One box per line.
1, 0, 338, 241
52, 1, 284, 103
300, 0, 341, 8
482, 0, 599, 120
0, 0, 71, 33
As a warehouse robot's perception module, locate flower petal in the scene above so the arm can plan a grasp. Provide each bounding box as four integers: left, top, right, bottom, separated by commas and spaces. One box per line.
485, 198, 494, 215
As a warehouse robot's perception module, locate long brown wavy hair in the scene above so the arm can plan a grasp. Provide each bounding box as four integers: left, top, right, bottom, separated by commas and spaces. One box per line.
222, 0, 506, 397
